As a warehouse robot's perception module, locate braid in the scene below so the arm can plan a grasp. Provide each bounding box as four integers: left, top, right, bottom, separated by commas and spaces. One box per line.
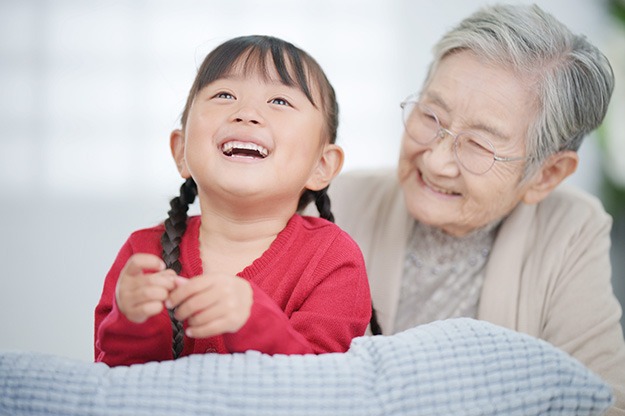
369, 306, 383, 335
304, 187, 383, 335
308, 187, 383, 335
296, 187, 334, 222
313, 187, 334, 222
161, 177, 197, 359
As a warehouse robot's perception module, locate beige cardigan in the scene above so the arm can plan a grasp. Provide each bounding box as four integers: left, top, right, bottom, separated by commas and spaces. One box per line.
327, 169, 625, 415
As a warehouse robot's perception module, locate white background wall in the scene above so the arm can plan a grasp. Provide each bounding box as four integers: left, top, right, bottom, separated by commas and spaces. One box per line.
0, 0, 621, 361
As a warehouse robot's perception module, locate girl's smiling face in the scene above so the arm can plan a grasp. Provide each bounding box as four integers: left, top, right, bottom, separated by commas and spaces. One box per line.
398, 50, 538, 237
171, 62, 339, 215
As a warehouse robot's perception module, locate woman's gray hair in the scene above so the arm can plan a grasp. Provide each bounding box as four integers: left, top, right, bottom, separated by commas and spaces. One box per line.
423, 3, 614, 176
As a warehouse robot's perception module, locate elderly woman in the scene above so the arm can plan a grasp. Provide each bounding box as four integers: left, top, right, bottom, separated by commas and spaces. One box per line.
327, 4, 625, 414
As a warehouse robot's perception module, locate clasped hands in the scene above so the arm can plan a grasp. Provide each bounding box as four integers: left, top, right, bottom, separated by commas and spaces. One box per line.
115, 253, 253, 338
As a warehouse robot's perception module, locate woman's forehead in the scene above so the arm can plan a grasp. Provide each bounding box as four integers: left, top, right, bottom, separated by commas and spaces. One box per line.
424, 51, 537, 142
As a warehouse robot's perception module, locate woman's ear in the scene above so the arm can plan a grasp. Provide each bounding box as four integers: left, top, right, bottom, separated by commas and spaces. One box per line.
522, 150, 579, 205
305, 144, 345, 191
170, 129, 191, 178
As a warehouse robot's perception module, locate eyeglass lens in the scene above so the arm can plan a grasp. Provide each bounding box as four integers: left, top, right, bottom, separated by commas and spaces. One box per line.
402, 101, 497, 174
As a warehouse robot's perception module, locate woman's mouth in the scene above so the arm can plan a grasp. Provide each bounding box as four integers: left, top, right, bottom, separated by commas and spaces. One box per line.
419, 170, 461, 196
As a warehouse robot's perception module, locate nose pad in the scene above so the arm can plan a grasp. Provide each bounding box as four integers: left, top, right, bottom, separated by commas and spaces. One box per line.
432, 128, 455, 150
436, 128, 454, 142
424, 128, 460, 175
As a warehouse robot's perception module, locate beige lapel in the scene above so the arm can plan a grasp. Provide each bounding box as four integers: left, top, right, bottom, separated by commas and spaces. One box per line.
367, 187, 414, 334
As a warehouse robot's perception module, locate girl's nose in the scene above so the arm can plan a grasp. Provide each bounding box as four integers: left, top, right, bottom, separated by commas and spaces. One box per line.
231, 104, 264, 125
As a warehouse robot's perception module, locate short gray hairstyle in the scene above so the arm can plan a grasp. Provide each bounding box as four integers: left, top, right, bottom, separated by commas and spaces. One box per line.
423, 3, 614, 175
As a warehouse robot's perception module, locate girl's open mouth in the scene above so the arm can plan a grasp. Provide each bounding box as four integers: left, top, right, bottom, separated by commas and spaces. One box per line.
221, 141, 269, 159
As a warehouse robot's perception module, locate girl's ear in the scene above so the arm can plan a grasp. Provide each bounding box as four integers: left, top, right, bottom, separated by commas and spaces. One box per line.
170, 129, 191, 179
522, 150, 579, 205
305, 144, 345, 191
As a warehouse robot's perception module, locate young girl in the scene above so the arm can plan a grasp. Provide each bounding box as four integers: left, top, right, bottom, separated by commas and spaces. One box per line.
94, 35, 372, 367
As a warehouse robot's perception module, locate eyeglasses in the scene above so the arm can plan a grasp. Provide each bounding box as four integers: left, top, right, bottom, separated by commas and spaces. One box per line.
400, 97, 526, 175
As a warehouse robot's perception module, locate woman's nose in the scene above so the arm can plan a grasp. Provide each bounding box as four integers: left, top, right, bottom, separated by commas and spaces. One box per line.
423, 131, 460, 175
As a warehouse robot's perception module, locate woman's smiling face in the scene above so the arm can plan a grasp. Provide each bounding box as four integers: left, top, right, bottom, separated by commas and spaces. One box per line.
397, 50, 538, 237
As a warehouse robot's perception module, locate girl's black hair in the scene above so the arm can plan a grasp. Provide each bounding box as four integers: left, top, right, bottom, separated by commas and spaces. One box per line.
161, 35, 340, 359
369, 306, 382, 335
162, 178, 197, 357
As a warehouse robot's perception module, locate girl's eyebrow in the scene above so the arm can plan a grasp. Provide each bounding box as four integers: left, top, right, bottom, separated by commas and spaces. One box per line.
423, 91, 512, 142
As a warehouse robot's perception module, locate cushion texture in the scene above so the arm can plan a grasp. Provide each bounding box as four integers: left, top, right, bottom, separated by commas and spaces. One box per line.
0, 318, 613, 416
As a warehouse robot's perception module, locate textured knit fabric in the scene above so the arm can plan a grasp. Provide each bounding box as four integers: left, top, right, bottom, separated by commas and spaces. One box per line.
326, 169, 625, 415
394, 220, 498, 332
0, 319, 613, 416
95, 214, 371, 366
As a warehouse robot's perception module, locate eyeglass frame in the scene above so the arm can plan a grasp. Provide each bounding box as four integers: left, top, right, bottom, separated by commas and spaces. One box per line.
400, 95, 527, 175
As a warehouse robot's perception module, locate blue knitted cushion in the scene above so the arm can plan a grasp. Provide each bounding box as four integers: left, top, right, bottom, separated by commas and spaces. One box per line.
0, 318, 613, 416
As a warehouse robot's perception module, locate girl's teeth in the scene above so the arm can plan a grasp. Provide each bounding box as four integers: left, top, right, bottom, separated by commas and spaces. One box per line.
222, 141, 268, 158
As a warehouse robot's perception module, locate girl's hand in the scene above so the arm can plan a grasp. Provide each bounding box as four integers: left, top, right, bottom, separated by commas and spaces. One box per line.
115, 253, 176, 323
167, 273, 253, 338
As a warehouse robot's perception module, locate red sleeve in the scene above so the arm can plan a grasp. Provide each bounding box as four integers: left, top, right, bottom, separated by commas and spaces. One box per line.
223, 282, 313, 354
224, 231, 371, 355
94, 240, 173, 366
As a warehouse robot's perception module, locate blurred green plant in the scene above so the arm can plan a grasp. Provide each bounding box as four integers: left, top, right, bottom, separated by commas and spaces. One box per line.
599, 0, 625, 218
609, 0, 625, 23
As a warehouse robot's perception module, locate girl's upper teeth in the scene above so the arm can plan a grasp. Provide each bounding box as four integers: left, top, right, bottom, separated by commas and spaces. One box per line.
222, 141, 268, 157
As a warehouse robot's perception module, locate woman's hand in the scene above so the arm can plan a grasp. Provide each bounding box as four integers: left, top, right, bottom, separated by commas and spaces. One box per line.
167, 273, 253, 338
115, 253, 176, 323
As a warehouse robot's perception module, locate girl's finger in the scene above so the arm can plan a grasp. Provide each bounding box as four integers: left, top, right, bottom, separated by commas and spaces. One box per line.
168, 276, 212, 309
185, 304, 225, 329
123, 253, 166, 276
148, 270, 177, 291
173, 288, 221, 321
126, 300, 165, 324
135, 285, 171, 304
186, 317, 230, 339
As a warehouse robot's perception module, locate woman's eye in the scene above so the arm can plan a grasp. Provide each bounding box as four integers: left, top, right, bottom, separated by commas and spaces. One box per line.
463, 135, 493, 155
418, 110, 438, 127
424, 113, 437, 122
270, 97, 290, 106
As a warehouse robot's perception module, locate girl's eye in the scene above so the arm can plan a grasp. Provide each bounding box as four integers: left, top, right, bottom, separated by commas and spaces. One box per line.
214, 92, 234, 100
269, 97, 290, 106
